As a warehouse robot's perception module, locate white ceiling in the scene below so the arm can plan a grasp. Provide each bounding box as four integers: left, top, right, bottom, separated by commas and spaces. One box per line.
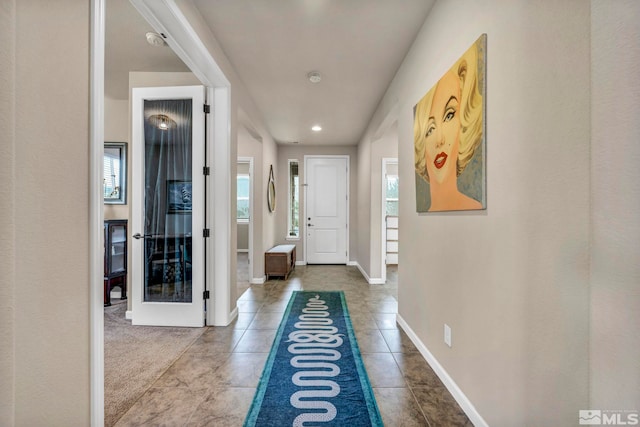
106, 0, 435, 146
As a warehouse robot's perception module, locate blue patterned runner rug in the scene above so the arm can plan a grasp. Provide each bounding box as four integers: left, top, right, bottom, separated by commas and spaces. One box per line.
244, 291, 383, 426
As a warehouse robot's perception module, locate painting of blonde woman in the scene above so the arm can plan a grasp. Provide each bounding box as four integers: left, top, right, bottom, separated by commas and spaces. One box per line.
414, 34, 486, 213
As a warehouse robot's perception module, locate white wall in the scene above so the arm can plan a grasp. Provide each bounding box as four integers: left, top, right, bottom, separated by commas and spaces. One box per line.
1, 0, 92, 424
360, 1, 591, 425
590, 0, 640, 410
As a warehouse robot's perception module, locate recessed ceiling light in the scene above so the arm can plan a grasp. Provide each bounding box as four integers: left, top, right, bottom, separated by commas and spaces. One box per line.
311, 125, 322, 132
307, 71, 322, 83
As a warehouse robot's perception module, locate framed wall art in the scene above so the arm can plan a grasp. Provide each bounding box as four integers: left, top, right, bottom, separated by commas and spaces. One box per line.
414, 34, 487, 213
167, 180, 192, 214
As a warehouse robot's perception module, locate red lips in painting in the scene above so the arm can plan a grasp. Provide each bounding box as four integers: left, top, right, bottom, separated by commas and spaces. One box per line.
434, 152, 447, 169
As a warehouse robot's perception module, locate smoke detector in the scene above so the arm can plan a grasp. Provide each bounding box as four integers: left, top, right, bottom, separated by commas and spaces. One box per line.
145, 32, 167, 47
307, 71, 322, 83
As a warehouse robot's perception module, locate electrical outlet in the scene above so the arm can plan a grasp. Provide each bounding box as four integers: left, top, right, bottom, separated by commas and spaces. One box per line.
444, 324, 452, 347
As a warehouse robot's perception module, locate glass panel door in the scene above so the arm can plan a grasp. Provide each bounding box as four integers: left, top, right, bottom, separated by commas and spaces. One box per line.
131, 85, 205, 327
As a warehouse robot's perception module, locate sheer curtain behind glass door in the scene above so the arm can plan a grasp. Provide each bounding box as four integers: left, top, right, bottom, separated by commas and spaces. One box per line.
143, 99, 193, 302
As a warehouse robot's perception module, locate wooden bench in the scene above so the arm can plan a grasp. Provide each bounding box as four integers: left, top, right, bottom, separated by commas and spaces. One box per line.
265, 244, 296, 280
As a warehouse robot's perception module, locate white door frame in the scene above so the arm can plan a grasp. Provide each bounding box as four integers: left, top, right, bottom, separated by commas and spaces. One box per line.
381, 158, 398, 283
237, 157, 254, 283
303, 155, 350, 265
91, 0, 234, 424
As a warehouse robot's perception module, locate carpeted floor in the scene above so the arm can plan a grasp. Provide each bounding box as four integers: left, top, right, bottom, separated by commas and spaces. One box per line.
104, 300, 206, 427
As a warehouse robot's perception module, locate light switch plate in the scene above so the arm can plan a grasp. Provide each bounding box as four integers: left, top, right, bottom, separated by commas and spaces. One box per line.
444, 324, 452, 347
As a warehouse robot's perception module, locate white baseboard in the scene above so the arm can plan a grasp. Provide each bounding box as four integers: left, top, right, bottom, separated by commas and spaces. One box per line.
250, 276, 266, 285
237, 249, 249, 253
211, 306, 238, 327
125, 310, 132, 320
352, 261, 385, 285
396, 314, 489, 427
226, 307, 238, 325
296, 261, 306, 266
347, 261, 358, 266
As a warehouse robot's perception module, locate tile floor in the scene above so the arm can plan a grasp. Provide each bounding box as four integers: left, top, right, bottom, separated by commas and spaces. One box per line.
114, 264, 472, 426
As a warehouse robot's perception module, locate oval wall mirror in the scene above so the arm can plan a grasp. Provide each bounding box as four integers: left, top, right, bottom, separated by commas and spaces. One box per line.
267, 165, 276, 212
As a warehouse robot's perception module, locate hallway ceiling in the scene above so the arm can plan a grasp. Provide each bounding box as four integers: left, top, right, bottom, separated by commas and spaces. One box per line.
106, 0, 435, 145
105, 0, 190, 100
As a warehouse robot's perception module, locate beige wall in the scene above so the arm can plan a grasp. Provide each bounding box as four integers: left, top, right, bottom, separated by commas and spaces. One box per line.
237, 223, 249, 250
276, 146, 358, 263
177, 1, 279, 307
356, 120, 399, 282
360, 0, 592, 425
0, 2, 16, 424
368, 123, 398, 280
590, 0, 640, 409
238, 126, 265, 280
2, 0, 91, 425
357, 138, 372, 273
104, 97, 129, 221
357, 121, 398, 280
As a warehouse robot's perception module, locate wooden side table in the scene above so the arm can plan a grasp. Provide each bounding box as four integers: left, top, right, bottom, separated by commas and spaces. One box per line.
265, 244, 296, 280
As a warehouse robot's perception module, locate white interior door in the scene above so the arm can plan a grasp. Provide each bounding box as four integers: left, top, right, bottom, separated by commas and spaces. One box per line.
305, 156, 349, 264
131, 85, 206, 327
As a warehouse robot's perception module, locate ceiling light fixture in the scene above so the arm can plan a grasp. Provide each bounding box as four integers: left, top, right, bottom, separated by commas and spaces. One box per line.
311, 125, 322, 132
148, 114, 176, 130
307, 71, 322, 83
145, 32, 167, 47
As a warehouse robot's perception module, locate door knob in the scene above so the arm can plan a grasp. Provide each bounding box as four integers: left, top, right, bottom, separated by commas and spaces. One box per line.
133, 233, 148, 240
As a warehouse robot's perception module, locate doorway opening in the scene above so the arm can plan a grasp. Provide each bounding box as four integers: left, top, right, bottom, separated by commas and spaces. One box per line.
94, 0, 234, 423
236, 157, 253, 298
382, 158, 399, 284
131, 86, 206, 327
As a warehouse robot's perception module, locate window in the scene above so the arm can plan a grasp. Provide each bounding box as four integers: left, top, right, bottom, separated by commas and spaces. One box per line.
104, 142, 126, 204
288, 160, 299, 238
385, 174, 399, 216
237, 174, 250, 221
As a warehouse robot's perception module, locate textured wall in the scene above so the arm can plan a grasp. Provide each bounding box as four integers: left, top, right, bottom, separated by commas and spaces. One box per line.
368, 123, 399, 280
361, 0, 591, 425
0, 1, 17, 424
104, 97, 129, 221
590, 0, 640, 410
11, 0, 91, 424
